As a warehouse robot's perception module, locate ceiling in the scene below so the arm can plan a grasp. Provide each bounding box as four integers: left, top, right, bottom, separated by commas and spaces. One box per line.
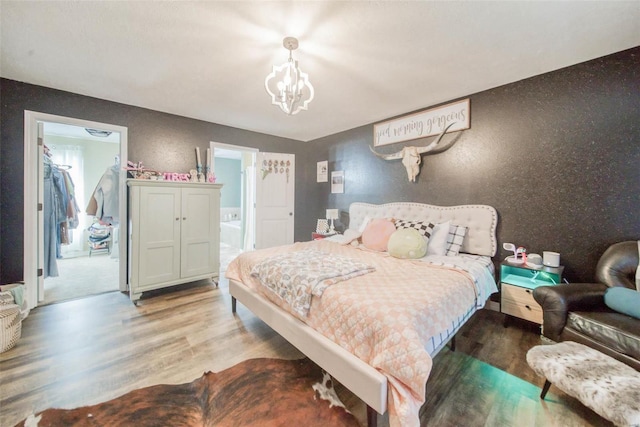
2, 2, 639, 142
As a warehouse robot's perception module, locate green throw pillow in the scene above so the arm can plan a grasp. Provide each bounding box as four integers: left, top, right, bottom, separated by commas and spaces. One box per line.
388, 228, 427, 259
604, 287, 640, 320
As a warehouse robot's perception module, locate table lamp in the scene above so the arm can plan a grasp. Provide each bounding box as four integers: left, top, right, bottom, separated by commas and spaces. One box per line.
326, 209, 339, 233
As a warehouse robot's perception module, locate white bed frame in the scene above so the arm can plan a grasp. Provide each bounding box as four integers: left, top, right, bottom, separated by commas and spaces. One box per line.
229, 202, 498, 426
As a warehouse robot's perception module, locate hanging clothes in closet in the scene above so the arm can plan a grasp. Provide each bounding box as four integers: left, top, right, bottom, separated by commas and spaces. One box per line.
42, 145, 81, 277
56, 165, 80, 248
86, 162, 120, 225
43, 153, 60, 278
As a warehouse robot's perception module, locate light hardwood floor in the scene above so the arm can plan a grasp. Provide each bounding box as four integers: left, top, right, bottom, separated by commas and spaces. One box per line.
0, 278, 610, 427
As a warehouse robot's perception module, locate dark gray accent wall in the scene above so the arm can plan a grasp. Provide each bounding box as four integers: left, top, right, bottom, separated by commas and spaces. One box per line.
2, 47, 639, 285
306, 47, 640, 282
0, 79, 311, 284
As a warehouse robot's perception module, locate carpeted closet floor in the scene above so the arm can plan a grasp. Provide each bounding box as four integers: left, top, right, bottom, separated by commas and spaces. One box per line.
42, 243, 241, 305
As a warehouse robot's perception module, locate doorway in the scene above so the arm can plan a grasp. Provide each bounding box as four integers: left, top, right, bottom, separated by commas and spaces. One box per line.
41, 123, 120, 304
210, 142, 296, 263
23, 111, 128, 309
211, 142, 257, 271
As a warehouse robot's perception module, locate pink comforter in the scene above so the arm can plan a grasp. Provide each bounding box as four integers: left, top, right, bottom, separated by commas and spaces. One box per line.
226, 240, 482, 427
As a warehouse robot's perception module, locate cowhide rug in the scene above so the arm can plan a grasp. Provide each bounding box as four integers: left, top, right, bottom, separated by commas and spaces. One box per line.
17, 358, 361, 427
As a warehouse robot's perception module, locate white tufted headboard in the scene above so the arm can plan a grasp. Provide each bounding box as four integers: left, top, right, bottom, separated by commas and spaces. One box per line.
348, 202, 498, 257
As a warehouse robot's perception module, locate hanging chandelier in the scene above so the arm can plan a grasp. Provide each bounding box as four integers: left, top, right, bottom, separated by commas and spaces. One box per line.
264, 36, 314, 115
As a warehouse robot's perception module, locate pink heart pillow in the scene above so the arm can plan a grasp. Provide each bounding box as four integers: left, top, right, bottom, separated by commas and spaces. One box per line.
361, 218, 396, 251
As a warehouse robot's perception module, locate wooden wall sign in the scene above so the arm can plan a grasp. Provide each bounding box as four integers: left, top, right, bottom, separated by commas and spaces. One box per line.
373, 99, 470, 147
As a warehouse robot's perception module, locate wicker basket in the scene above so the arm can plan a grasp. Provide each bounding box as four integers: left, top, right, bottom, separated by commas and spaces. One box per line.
0, 303, 22, 353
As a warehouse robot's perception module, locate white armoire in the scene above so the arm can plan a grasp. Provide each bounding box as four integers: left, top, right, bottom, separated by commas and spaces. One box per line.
127, 180, 223, 304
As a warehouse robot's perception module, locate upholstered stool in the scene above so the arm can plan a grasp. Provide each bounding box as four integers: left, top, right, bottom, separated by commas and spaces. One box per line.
526, 341, 640, 427
0, 303, 22, 353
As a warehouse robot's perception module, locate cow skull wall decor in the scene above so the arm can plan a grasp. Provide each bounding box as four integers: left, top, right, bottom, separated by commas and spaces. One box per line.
369, 122, 456, 182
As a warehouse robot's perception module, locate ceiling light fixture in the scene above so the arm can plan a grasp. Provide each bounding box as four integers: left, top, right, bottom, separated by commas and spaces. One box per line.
265, 36, 314, 115
85, 128, 112, 137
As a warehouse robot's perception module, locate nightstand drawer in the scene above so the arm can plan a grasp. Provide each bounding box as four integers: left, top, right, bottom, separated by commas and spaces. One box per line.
501, 283, 538, 306
501, 300, 542, 324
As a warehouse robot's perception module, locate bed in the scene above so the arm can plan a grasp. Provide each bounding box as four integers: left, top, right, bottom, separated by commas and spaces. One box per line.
226, 202, 498, 427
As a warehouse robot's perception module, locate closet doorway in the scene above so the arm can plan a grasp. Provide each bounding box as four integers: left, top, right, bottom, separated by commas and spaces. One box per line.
23, 112, 128, 309
211, 142, 257, 271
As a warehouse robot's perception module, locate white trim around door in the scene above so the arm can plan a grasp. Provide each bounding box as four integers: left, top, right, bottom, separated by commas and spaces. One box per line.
23, 111, 129, 309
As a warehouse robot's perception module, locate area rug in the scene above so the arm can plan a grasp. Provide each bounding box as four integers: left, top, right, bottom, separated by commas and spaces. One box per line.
16, 358, 360, 427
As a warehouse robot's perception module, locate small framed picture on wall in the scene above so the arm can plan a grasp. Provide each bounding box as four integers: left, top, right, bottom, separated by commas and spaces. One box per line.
317, 161, 328, 182
331, 171, 344, 194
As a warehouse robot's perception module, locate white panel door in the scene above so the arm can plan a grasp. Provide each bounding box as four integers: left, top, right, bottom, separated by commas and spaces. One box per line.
138, 187, 181, 286
255, 152, 295, 249
181, 187, 219, 278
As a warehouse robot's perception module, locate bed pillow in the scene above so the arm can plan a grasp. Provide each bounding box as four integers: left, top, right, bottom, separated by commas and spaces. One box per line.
326, 229, 361, 245
358, 215, 372, 234
388, 228, 428, 259
426, 221, 450, 256
604, 287, 640, 319
361, 218, 396, 251
446, 224, 467, 256
394, 219, 435, 239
